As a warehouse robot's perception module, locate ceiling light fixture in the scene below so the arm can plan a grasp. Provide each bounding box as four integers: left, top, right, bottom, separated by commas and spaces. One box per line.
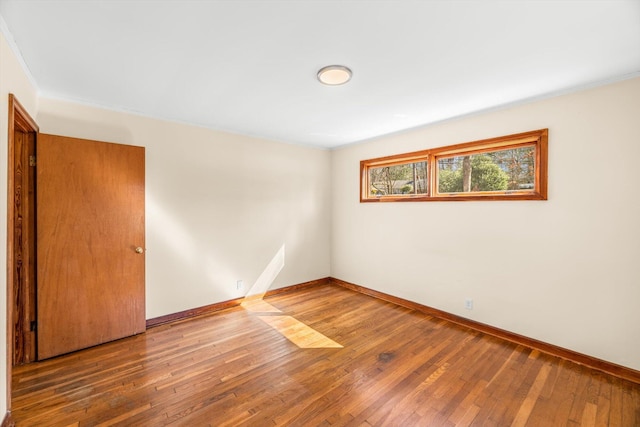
317, 65, 352, 86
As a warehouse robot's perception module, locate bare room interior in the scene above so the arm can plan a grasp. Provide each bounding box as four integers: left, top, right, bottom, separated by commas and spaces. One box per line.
0, 1, 639, 426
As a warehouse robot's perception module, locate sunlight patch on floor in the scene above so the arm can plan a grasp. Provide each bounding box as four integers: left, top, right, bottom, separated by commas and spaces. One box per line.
241, 298, 282, 313
257, 315, 343, 349
239, 243, 342, 349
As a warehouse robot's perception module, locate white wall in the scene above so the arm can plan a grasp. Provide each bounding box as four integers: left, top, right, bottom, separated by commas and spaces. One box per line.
36, 99, 331, 319
0, 30, 39, 417
331, 77, 640, 370
2, 27, 639, 425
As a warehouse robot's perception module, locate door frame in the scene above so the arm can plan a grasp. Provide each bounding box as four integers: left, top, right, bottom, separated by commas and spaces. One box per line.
6, 94, 39, 413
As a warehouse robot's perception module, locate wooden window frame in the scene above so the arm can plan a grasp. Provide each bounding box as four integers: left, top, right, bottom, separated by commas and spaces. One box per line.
360, 129, 548, 202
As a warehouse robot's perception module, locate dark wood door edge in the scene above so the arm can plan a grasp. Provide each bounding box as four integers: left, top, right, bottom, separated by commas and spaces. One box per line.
7, 94, 39, 412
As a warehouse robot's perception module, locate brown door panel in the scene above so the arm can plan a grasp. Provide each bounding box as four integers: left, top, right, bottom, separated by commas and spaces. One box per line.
37, 134, 145, 359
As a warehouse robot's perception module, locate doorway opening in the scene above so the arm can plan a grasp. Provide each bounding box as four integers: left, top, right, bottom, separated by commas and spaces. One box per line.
7, 94, 39, 418
8, 94, 39, 367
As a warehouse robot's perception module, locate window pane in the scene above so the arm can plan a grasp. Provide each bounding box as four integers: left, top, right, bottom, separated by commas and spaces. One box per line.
437, 146, 535, 193
369, 161, 428, 196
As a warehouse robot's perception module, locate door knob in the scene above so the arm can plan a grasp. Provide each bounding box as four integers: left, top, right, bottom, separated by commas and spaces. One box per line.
135, 247, 144, 254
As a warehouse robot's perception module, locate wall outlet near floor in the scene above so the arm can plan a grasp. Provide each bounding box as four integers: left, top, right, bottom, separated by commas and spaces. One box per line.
236, 280, 243, 290
464, 298, 473, 310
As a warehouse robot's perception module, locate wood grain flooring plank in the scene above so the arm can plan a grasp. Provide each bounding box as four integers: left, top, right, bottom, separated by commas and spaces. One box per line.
621, 382, 639, 427
567, 366, 595, 424
11, 284, 640, 426
510, 362, 552, 426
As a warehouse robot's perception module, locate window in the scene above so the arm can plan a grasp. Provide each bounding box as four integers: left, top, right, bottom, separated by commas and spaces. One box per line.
368, 160, 428, 196
360, 129, 547, 202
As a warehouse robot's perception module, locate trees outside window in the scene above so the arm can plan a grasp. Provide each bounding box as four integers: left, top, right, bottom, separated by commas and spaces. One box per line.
437, 146, 535, 193
360, 129, 547, 202
369, 161, 427, 196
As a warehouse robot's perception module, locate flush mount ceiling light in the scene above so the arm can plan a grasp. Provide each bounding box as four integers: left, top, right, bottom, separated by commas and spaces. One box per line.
317, 65, 352, 86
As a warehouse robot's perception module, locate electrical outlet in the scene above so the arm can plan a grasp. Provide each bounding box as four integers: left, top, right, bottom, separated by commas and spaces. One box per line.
236, 280, 243, 290
464, 298, 473, 310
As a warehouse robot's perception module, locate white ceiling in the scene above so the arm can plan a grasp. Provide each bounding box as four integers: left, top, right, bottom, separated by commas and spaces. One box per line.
1, 1, 639, 148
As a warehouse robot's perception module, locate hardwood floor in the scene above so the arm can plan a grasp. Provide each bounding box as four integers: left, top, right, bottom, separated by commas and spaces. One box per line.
12, 285, 640, 426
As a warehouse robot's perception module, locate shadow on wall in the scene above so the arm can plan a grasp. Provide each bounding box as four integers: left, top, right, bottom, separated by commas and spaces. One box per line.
36, 112, 136, 144
146, 193, 236, 296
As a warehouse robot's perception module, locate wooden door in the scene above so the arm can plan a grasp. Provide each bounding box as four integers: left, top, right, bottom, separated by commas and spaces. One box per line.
37, 134, 145, 359
12, 127, 37, 364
